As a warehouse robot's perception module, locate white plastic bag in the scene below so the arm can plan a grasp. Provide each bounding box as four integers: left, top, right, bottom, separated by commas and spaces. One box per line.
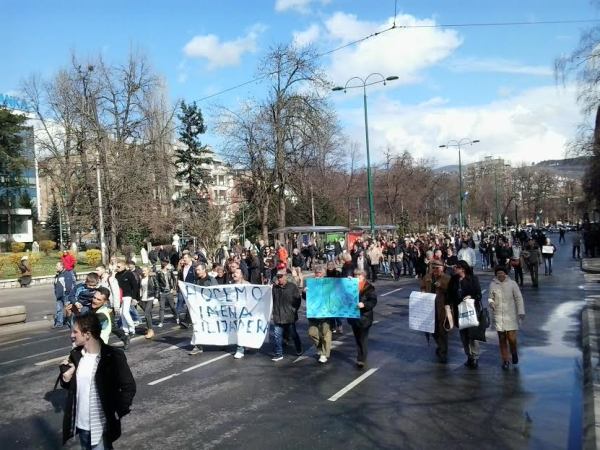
458, 297, 479, 329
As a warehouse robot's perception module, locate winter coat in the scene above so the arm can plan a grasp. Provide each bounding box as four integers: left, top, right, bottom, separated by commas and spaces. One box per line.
61, 343, 136, 445
115, 270, 139, 299
488, 277, 525, 331
348, 281, 377, 329
271, 281, 301, 324
421, 272, 451, 330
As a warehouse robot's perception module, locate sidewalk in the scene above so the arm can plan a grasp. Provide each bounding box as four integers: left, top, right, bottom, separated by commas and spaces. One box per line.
582, 257, 600, 450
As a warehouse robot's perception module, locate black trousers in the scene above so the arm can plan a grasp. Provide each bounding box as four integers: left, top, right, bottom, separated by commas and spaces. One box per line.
159, 292, 177, 323
351, 324, 371, 363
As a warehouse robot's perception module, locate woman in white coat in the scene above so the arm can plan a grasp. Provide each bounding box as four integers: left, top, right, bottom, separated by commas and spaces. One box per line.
488, 265, 525, 370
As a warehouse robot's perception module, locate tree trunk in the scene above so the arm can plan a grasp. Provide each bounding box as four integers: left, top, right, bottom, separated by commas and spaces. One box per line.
261, 201, 269, 243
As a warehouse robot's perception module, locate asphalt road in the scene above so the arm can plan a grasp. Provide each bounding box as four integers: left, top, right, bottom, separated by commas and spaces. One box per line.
0, 246, 586, 450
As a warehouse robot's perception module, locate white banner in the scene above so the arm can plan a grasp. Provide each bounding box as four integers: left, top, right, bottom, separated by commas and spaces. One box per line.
178, 282, 273, 349
409, 291, 436, 333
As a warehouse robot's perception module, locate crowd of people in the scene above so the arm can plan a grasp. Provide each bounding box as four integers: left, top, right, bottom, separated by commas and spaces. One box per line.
53, 224, 579, 449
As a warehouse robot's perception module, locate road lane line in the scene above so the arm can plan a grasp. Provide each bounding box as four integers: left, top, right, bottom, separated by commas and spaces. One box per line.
158, 342, 189, 354
327, 368, 379, 402
148, 353, 231, 386
294, 338, 346, 363
381, 288, 403, 297
0, 346, 69, 365
0, 337, 33, 346
34, 355, 66, 367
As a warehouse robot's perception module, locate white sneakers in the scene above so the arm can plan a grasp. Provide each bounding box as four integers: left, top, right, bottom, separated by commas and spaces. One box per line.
233, 351, 245, 359
271, 355, 283, 362
318, 355, 328, 364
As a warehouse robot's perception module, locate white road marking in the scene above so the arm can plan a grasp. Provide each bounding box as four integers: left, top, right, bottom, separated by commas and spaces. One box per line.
0, 346, 69, 365
148, 353, 231, 386
158, 341, 189, 354
34, 355, 66, 367
294, 338, 346, 363
381, 288, 403, 297
0, 337, 33, 346
327, 368, 379, 402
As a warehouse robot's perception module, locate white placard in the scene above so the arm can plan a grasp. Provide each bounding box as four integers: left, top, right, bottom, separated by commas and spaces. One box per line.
178, 282, 273, 348
409, 291, 436, 333
542, 245, 554, 254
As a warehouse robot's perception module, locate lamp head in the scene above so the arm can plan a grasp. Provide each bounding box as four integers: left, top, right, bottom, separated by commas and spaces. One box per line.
472, 139, 480, 143
385, 76, 399, 81
332, 86, 344, 92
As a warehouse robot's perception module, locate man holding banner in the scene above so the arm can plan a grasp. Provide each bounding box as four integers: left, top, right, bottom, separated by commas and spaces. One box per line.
420, 260, 451, 363
306, 265, 333, 364
348, 269, 377, 368
188, 264, 218, 355
270, 269, 303, 361
177, 269, 273, 360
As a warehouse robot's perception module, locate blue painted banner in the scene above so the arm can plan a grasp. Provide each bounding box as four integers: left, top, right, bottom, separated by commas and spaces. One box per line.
306, 277, 360, 319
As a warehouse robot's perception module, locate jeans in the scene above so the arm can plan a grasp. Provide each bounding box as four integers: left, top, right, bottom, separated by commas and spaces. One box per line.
176, 291, 188, 323
141, 299, 154, 331
54, 296, 67, 327
130, 306, 140, 322
527, 262, 539, 287
543, 257, 553, 275
573, 245, 581, 259
272, 323, 302, 357
159, 292, 177, 323
391, 262, 402, 279
77, 428, 111, 449
403, 259, 414, 276
121, 296, 135, 334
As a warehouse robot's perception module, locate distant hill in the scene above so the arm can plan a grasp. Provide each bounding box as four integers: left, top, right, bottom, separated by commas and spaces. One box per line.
434, 156, 589, 180
532, 156, 589, 180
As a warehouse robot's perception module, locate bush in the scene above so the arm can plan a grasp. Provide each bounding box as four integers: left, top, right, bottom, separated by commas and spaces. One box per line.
39, 240, 56, 255
10, 242, 26, 253
9, 253, 40, 271
85, 249, 102, 267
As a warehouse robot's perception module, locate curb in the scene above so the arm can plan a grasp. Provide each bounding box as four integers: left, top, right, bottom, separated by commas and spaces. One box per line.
0, 318, 53, 337
583, 304, 598, 450
582, 258, 600, 275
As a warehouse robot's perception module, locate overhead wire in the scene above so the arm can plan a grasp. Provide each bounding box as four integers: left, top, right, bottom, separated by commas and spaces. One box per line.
195, 17, 600, 103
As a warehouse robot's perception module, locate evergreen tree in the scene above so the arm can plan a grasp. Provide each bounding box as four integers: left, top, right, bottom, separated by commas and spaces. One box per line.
174, 101, 213, 205
46, 199, 62, 243
0, 107, 27, 207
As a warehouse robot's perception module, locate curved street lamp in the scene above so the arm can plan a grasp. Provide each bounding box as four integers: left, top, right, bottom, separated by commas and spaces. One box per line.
332, 74, 399, 237
438, 138, 480, 229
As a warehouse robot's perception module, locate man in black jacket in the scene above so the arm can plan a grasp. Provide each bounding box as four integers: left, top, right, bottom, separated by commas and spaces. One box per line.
60, 313, 136, 448
271, 269, 302, 361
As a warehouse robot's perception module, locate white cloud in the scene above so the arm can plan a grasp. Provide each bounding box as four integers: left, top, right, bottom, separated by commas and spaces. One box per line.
293, 24, 321, 47
448, 57, 553, 77
335, 85, 582, 168
183, 25, 265, 69
324, 13, 463, 88
275, 0, 329, 14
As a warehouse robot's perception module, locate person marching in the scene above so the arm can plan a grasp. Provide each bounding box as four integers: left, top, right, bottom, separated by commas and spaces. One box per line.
446, 260, 483, 369
348, 268, 378, 368
270, 268, 303, 361
420, 259, 451, 363
306, 265, 333, 363
488, 266, 525, 370
59, 313, 136, 449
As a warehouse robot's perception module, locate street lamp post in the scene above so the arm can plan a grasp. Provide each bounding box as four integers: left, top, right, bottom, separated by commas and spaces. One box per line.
438, 139, 479, 229
333, 73, 398, 237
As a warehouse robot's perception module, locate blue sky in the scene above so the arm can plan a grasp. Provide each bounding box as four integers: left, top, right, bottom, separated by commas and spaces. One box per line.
2, 0, 597, 166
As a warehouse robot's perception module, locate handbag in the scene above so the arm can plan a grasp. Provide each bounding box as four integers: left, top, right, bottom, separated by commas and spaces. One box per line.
458, 297, 479, 329
443, 305, 454, 331
470, 307, 490, 342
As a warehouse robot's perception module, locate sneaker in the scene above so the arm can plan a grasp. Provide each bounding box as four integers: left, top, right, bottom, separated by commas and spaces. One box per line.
233, 351, 245, 359
133, 321, 141, 326
122, 335, 130, 350
318, 355, 328, 363
356, 360, 365, 368
188, 346, 203, 355
157, 322, 163, 328
271, 355, 283, 362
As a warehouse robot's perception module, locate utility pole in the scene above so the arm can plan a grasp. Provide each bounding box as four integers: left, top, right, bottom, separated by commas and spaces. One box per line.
310, 184, 316, 227
96, 151, 107, 264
